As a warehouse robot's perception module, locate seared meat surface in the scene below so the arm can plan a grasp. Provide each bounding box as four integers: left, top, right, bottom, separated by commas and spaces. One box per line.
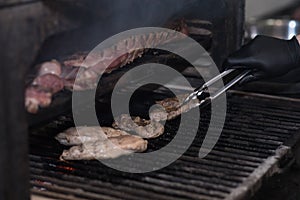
56, 126, 147, 160
56, 94, 199, 160
60, 135, 147, 160
38, 60, 62, 76
32, 74, 64, 93
153, 94, 199, 120
55, 126, 129, 146
112, 114, 164, 138
112, 94, 198, 138
25, 87, 52, 114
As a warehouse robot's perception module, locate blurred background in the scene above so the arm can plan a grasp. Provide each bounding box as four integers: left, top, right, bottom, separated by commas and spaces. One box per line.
246, 0, 298, 19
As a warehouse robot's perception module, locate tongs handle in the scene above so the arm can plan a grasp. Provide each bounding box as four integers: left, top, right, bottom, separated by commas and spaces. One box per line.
194, 69, 236, 93
209, 69, 250, 101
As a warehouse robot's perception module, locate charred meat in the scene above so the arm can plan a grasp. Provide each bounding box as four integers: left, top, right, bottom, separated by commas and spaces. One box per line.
32, 74, 64, 94
25, 87, 52, 114
112, 114, 164, 138
37, 60, 62, 76
153, 94, 200, 121
55, 126, 129, 146
60, 135, 147, 160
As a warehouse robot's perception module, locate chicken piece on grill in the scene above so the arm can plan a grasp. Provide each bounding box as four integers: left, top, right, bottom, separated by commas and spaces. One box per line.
112, 114, 164, 138
59, 135, 147, 160
153, 94, 200, 121
55, 126, 129, 146
156, 94, 188, 112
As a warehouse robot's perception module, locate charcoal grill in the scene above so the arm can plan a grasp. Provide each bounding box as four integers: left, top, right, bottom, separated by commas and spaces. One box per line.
29, 90, 300, 200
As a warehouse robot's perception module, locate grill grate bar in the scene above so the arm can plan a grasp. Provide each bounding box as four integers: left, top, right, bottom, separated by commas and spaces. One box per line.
156, 169, 239, 188
222, 125, 291, 140
31, 169, 191, 200
30, 174, 163, 200
30, 155, 244, 191
29, 151, 251, 179
188, 147, 265, 163
29, 155, 238, 196
30, 167, 223, 200
31, 173, 123, 200
120, 179, 224, 200
208, 146, 270, 159
141, 177, 228, 198
180, 156, 254, 173
165, 165, 242, 185
149, 173, 231, 193
31, 190, 89, 200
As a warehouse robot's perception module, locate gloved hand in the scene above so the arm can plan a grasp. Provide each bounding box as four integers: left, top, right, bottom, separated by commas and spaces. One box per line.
223, 35, 300, 84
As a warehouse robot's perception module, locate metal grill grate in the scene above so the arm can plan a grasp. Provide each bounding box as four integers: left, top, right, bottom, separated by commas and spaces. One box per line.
29, 91, 300, 200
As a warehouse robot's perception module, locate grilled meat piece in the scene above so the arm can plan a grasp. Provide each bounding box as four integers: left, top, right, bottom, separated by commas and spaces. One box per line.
153, 94, 200, 121
112, 114, 164, 138
56, 126, 129, 146
25, 87, 52, 114
25, 73, 64, 113
38, 60, 62, 76
149, 107, 169, 122
32, 74, 64, 93
156, 94, 187, 112
63, 52, 89, 68
60, 135, 147, 160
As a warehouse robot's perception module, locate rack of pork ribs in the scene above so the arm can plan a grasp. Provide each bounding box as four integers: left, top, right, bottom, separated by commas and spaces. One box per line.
25, 19, 212, 114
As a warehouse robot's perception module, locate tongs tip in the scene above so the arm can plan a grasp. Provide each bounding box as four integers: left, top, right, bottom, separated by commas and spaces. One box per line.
178, 91, 200, 108
177, 69, 250, 109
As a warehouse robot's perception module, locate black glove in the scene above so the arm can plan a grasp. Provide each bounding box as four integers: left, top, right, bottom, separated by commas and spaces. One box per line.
223, 35, 300, 84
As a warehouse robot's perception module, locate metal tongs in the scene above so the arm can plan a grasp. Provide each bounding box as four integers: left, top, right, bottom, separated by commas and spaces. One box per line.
180, 69, 251, 107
